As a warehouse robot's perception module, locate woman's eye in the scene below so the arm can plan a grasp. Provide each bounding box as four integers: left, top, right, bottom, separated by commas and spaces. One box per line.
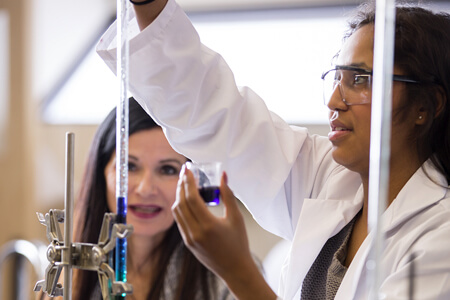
353, 74, 369, 85
160, 165, 179, 176
128, 162, 138, 172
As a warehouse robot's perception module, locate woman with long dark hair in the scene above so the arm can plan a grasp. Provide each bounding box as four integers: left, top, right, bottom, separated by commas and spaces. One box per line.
39, 98, 234, 299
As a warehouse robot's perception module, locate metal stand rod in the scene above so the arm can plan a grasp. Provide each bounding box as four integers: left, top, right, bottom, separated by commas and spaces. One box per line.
34, 134, 133, 299
63, 132, 74, 300
367, 0, 396, 299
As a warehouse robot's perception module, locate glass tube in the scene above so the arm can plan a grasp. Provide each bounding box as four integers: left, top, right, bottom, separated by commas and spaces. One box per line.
115, 0, 129, 298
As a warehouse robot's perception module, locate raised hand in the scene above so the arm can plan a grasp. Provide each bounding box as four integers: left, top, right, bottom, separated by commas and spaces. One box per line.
172, 166, 277, 300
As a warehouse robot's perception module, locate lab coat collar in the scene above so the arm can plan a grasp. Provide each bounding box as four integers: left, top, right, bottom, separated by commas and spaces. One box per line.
382, 160, 448, 232
337, 160, 448, 299
280, 185, 364, 299
282, 161, 448, 299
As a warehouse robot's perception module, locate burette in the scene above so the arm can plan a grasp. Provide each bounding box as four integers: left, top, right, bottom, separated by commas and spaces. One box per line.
367, 0, 395, 299
115, 0, 130, 298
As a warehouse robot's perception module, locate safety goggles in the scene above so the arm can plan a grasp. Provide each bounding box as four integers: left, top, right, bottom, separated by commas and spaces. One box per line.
321, 65, 420, 105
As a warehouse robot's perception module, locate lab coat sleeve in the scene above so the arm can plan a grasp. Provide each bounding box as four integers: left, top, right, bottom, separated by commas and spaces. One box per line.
96, 0, 343, 240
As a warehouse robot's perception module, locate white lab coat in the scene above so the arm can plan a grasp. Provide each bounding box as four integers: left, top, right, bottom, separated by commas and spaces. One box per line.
97, 0, 450, 298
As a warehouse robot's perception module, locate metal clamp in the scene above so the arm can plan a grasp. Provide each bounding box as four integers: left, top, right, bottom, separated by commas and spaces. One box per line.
34, 210, 133, 299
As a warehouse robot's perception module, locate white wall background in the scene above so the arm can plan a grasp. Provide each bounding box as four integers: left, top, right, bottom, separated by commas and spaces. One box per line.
40, 3, 356, 127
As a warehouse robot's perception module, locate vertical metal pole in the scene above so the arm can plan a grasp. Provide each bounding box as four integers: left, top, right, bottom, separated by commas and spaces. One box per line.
115, 0, 129, 298
367, 0, 396, 299
63, 132, 74, 300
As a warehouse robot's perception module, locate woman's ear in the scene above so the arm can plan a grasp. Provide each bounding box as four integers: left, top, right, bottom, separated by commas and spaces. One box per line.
434, 85, 447, 118
416, 107, 427, 125
415, 86, 447, 125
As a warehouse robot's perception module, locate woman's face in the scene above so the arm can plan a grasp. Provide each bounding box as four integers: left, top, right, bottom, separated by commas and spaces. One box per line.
327, 24, 418, 176
104, 128, 187, 241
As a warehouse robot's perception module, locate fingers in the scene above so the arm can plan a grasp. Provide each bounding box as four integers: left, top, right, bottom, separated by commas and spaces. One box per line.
173, 166, 205, 246
172, 165, 216, 246
172, 174, 194, 245
219, 171, 241, 219
173, 165, 200, 220
182, 167, 213, 220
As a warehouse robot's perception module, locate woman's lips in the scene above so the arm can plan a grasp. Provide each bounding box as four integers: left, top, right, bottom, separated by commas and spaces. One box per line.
128, 204, 162, 219
328, 125, 352, 142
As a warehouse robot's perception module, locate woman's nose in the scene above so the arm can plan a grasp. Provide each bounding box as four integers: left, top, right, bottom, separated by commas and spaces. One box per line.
134, 173, 157, 196
326, 83, 348, 111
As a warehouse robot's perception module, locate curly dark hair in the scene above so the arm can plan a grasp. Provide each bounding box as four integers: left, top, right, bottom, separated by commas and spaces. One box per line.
346, 2, 450, 184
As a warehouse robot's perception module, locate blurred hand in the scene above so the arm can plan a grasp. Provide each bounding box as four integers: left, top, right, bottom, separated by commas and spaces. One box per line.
172, 165, 278, 300
172, 166, 252, 279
